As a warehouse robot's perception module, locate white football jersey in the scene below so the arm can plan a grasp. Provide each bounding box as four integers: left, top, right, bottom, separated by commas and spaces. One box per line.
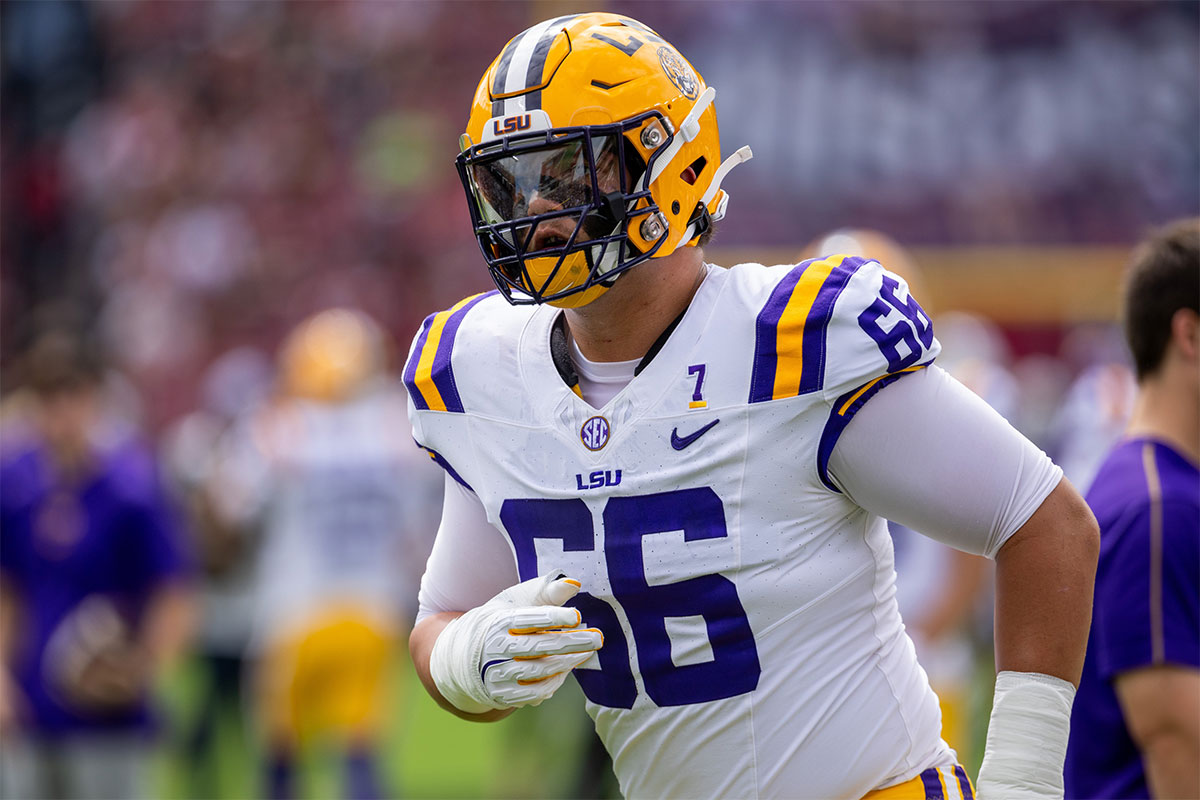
405, 256, 954, 798
232, 382, 438, 643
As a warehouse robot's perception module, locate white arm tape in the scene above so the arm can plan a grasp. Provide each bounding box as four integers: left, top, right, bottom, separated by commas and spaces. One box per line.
429, 613, 496, 715
977, 670, 1076, 800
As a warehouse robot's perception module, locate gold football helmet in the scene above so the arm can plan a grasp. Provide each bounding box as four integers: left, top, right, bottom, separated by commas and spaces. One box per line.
279, 309, 385, 403
457, 12, 751, 307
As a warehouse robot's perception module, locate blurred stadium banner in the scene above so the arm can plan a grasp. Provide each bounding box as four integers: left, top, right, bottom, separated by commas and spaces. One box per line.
709, 246, 1128, 324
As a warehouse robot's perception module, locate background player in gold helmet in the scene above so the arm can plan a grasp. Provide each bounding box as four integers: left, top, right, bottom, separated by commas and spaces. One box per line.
211, 308, 441, 799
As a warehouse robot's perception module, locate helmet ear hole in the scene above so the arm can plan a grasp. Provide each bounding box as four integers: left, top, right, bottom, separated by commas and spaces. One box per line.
623, 145, 647, 190
680, 156, 705, 186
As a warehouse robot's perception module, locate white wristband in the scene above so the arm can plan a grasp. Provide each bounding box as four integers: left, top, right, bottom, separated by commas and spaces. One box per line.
976, 670, 1076, 800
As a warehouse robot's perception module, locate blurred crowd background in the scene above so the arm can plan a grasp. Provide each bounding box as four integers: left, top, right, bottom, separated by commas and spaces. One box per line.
1, 1, 1196, 799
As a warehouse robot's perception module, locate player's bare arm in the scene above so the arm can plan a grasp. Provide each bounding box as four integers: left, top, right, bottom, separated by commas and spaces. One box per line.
976, 478, 1099, 797
1114, 665, 1200, 799
992, 477, 1098, 686
988, 479, 1099, 686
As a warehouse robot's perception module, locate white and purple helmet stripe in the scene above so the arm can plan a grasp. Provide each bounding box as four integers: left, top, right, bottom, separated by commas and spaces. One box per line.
489, 14, 580, 118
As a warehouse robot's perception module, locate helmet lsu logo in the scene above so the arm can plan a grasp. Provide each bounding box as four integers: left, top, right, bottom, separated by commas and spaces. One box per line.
580, 415, 610, 451
492, 114, 531, 137
657, 46, 698, 100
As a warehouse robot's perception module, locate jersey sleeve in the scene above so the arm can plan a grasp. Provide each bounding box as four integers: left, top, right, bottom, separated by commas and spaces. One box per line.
401, 292, 498, 493
744, 255, 941, 493
820, 256, 940, 404
1094, 499, 1200, 678
827, 365, 1062, 558
745, 255, 938, 406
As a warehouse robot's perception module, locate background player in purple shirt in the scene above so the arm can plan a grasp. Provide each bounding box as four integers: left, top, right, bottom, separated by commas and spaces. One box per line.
1065, 219, 1200, 798
0, 330, 196, 800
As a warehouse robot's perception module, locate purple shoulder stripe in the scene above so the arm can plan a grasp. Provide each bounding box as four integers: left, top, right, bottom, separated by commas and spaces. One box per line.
748, 256, 865, 403
402, 291, 497, 414
429, 292, 494, 413
403, 313, 436, 411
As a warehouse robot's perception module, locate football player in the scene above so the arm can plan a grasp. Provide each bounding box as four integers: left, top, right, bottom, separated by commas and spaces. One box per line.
215, 309, 441, 799
405, 14, 1099, 799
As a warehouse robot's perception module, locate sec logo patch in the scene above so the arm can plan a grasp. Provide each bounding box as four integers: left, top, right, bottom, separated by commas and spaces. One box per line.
580, 415, 610, 451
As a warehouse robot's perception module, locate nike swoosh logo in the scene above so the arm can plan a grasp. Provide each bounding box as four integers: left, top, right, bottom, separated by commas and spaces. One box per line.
481, 659, 506, 682
671, 419, 720, 450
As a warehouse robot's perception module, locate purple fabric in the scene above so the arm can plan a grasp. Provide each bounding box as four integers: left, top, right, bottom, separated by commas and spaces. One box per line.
402, 313, 436, 411
344, 746, 383, 800
954, 766, 973, 800
919, 767, 945, 800
266, 749, 294, 800
798, 256, 860, 394
1065, 438, 1199, 799
748, 261, 808, 403
748, 257, 864, 403
0, 434, 193, 737
429, 291, 494, 414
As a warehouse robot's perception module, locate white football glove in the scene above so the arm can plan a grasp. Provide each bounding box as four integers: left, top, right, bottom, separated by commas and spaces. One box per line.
429, 571, 603, 715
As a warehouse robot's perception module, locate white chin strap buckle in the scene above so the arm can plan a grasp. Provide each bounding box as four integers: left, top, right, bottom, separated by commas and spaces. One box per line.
680, 145, 753, 242
639, 85, 755, 243
702, 146, 753, 215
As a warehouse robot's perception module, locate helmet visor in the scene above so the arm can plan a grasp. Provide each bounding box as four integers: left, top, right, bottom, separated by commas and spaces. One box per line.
456, 118, 663, 305
466, 135, 623, 248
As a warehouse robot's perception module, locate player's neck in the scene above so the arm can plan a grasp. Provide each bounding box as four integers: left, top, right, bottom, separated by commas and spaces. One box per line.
564, 248, 707, 363
1125, 363, 1200, 465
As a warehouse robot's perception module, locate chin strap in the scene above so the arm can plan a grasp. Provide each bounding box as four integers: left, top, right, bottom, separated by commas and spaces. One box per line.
680, 145, 753, 243
646, 87, 716, 187
638, 85, 755, 246
701, 145, 753, 213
